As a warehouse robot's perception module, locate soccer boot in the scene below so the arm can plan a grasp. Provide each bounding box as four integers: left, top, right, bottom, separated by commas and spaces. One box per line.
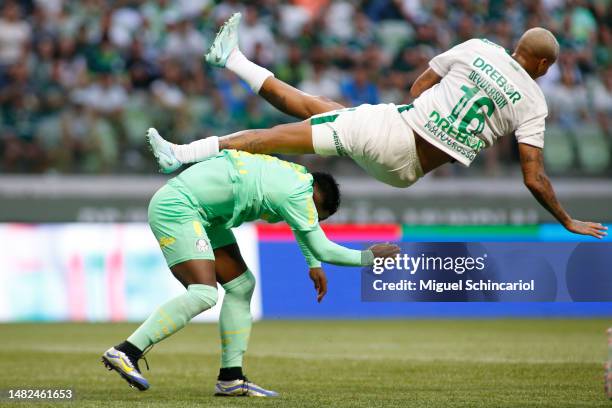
147, 127, 182, 174
101, 347, 150, 391
205, 12, 241, 68
214, 377, 278, 397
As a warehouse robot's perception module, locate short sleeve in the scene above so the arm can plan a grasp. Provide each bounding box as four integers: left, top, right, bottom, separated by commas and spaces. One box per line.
515, 110, 547, 149
429, 39, 477, 77
277, 191, 319, 233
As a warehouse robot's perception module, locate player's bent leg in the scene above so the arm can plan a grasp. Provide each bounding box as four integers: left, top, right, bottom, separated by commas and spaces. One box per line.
219, 120, 314, 155
103, 181, 222, 389
206, 13, 343, 121
103, 205, 219, 391
102, 260, 217, 390
259, 77, 345, 120
147, 121, 312, 171
124, 260, 218, 353
102, 260, 217, 391
205, 12, 273, 95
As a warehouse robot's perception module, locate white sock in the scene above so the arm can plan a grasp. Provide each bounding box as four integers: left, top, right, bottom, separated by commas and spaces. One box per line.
225, 49, 274, 93
171, 136, 219, 163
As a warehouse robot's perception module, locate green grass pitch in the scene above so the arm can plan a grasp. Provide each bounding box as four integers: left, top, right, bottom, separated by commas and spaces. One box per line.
1, 319, 610, 407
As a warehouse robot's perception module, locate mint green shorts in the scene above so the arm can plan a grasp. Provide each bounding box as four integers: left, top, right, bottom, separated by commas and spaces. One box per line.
148, 183, 236, 268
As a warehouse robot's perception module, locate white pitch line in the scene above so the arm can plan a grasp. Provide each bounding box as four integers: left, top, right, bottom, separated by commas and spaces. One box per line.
3, 344, 601, 364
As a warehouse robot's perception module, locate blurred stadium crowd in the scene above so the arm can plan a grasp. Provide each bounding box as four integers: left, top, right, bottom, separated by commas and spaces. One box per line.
0, 0, 610, 175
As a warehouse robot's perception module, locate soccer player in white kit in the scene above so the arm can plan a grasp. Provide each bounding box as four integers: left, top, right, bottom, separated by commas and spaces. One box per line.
147, 13, 606, 239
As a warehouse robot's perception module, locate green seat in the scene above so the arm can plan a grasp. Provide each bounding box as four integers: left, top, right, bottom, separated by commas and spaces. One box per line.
543, 124, 574, 173
123, 95, 152, 146
573, 124, 610, 174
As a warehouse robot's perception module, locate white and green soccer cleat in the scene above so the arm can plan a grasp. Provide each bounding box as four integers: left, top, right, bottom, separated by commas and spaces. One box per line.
146, 127, 182, 174
214, 378, 279, 397
205, 12, 242, 68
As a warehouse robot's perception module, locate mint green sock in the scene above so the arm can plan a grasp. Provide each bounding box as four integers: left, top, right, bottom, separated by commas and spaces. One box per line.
220, 270, 256, 368
128, 284, 218, 351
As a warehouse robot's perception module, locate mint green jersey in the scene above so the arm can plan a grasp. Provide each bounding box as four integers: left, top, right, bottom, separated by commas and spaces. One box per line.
170, 150, 319, 232
149, 150, 369, 269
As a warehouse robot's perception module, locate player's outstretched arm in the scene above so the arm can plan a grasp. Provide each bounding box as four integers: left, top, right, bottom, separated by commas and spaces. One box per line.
519, 143, 608, 239
294, 228, 400, 267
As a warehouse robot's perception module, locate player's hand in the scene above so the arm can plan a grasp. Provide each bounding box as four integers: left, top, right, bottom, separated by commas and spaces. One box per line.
368, 243, 401, 259
564, 219, 608, 239
309, 267, 328, 303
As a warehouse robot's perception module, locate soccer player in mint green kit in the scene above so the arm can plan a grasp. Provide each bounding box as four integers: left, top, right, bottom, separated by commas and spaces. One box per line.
101, 149, 399, 396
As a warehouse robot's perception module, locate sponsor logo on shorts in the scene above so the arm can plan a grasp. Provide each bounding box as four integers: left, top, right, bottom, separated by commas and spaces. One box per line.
159, 237, 176, 247
195, 238, 210, 253
333, 130, 348, 157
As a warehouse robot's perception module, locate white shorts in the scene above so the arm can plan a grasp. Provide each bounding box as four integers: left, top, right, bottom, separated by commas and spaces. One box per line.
310, 103, 423, 188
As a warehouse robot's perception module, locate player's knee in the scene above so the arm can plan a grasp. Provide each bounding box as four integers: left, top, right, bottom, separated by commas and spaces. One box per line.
186, 284, 218, 315
225, 270, 256, 300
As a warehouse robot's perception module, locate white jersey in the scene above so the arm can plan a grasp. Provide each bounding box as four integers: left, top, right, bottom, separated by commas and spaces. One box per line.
403, 38, 548, 166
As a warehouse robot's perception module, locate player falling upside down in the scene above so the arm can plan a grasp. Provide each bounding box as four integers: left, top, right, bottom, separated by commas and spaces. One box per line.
101, 149, 399, 396
148, 13, 606, 240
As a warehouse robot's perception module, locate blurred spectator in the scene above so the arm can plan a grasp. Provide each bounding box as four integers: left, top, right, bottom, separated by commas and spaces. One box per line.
547, 64, 589, 131
298, 60, 341, 101
324, 1, 356, 42
275, 44, 308, 87
238, 6, 274, 66
163, 16, 207, 66
56, 36, 88, 89
592, 68, 612, 137
0, 2, 31, 67
83, 73, 128, 114
87, 37, 125, 73
341, 63, 380, 106
125, 39, 158, 90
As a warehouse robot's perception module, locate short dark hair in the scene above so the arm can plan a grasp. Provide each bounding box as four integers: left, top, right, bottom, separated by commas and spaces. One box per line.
311, 172, 341, 217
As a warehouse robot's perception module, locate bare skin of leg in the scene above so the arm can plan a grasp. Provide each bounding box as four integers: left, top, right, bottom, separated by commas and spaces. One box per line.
218, 77, 345, 154
213, 243, 249, 284
171, 259, 217, 288
169, 243, 249, 290
258, 77, 345, 120
219, 120, 315, 154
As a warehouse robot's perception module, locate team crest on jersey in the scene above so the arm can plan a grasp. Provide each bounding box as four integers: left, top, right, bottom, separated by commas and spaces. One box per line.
195, 238, 210, 253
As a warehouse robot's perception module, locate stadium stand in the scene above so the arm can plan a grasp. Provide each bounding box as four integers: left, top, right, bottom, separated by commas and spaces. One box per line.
0, 0, 610, 176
